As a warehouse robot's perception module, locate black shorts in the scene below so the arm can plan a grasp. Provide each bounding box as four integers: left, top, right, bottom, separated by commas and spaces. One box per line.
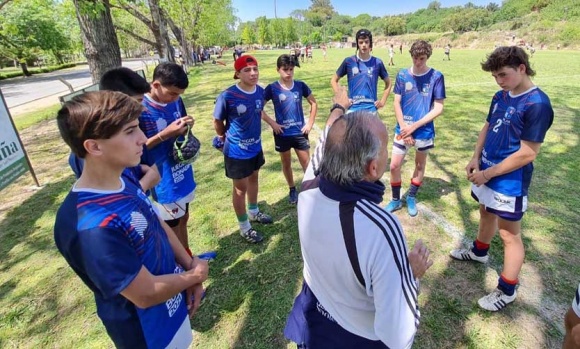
274, 134, 310, 153
224, 151, 265, 179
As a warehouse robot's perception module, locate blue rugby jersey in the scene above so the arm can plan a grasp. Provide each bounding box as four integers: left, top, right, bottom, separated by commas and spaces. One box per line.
140, 95, 196, 203
264, 80, 312, 137
213, 84, 265, 159
480, 87, 553, 196
336, 56, 389, 112
393, 68, 446, 140
54, 176, 188, 348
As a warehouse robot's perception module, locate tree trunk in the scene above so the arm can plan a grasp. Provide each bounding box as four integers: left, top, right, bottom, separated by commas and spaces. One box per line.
148, 0, 172, 61
74, 0, 122, 83
19, 62, 31, 77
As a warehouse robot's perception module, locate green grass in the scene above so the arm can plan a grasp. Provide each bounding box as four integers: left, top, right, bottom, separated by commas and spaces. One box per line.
1, 47, 579, 348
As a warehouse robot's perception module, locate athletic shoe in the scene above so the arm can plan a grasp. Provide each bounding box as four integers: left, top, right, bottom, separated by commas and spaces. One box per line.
249, 211, 273, 224
477, 288, 517, 311
384, 199, 403, 212
406, 196, 418, 217
449, 248, 489, 264
240, 228, 263, 243
289, 188, 298, 205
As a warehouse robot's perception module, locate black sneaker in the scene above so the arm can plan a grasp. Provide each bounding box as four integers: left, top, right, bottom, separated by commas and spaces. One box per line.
249, 211, 273, 224
240, 228, 263, 243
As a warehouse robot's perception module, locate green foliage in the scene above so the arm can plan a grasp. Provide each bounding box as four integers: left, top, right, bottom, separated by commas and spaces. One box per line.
558, 20, 580, 45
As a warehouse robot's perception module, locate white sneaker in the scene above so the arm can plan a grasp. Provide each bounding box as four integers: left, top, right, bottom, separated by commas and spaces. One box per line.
449, 248, 489, 264
478, 288, 517, 311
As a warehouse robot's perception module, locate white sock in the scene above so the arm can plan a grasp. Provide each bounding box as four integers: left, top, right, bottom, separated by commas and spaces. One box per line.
239, 220, 251, 233
248, 208, 259, 216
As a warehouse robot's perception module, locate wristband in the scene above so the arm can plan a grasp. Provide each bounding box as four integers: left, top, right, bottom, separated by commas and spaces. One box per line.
482, 170, 489, 180
330, 103, 346, 114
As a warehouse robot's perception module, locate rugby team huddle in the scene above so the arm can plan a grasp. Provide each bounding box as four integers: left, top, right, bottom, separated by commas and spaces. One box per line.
53, 28, 580, 349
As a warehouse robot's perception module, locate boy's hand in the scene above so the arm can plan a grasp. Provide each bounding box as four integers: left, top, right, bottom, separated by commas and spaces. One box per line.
164, 116, 195, 138
399, 124, 416, 138
271, 123, 284, 135
374, 99, 386, 109
465, 157, 480, 178
408, 239, 433, 279
301, 124, 312, 135
187, 283, 205, 318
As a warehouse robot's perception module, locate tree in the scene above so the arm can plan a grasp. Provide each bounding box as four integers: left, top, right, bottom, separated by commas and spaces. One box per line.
0, 0, 72, 75
256, 16, 270, 45
309, 0, 334, 19
74, 0, 122, 82
240, 24, 255, 45
428, 1, 441, 11
486, 2, 500, 12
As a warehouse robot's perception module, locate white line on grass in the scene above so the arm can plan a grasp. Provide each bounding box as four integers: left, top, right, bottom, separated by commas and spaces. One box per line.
417, 202, 567, 336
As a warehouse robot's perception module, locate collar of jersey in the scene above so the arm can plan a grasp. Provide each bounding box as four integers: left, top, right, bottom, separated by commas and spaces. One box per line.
318, 176, 385, 204
72, 177, 126, 194
144, 93, 168, 107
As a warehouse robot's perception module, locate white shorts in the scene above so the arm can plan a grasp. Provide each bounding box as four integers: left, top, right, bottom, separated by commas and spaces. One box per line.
471, 184, 527, 221
152, 190, 195, 221
165, 315, 193, 349
392, 137, 434, 155
572, 282, 580, 318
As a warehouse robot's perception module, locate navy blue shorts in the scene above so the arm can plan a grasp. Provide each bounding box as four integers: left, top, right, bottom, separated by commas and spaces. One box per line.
274, 134, 310, 153
284, 282, 387, 349
224, 151, 265, 180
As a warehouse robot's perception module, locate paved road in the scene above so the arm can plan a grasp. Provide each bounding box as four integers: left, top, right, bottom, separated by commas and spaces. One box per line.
0, 60, 149, 108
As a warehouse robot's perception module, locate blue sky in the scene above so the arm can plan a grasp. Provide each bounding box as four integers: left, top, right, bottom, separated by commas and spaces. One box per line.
232, 0, 494, 22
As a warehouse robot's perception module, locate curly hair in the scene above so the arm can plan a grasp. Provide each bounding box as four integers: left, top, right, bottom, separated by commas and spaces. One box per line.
409, 40, 432, 58
481, 46, 535, 76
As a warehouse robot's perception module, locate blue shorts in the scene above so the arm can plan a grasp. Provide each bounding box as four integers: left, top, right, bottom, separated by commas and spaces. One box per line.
284, 282, 387, 349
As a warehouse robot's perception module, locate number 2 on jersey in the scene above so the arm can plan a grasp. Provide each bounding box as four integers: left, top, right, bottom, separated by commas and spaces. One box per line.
492, 119, 502, 133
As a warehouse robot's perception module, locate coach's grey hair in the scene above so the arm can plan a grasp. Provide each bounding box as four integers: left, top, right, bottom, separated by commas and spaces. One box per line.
319, 111, 381, 186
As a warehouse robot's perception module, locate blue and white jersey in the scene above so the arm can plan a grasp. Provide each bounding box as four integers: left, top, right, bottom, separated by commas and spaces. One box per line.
54, 176, 188, 349
336, 56, 388, 112
264, 80, 312, 137
481, 87, 553, 196
140, 95, 196, 204
393, 68, 446, 140
214, 84, 265, 159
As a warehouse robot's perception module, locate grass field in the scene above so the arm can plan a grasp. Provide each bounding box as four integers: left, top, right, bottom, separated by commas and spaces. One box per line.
1, 47, 579, 349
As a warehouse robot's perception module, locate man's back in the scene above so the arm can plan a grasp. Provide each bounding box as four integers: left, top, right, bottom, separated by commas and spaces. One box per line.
297, 179, 419, 348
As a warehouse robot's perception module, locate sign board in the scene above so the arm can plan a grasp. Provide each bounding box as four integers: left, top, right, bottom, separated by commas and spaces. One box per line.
59, 69, 146, 105
0, 89, 38, 191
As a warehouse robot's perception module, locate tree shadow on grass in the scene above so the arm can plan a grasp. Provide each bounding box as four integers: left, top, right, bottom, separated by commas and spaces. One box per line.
191, 196, 302, 349
0, 175, 74, 273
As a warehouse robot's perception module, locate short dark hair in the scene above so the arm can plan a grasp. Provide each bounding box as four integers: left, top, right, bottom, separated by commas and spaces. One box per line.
99, 67, 150, 96
57, 91, 143, 158
152, 62, 189, 89
276, 54, 299, 69
481, 46, 535, 76
409, 40, 432, 58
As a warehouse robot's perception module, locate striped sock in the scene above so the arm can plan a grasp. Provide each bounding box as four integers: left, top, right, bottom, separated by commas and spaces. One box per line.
498, 274, 518, 296
408, 179, 422, 197
391, 181, 402, 200
471, 239, 490, 257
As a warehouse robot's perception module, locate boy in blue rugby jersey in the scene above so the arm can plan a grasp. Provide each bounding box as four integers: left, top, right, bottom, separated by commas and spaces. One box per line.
330, 29, 391, 113
139, 62, 196, 255
265, 54, 318, 204
54, 91, 208, 348
68, 67, 160, 193
213, 55, 279, 243
385, 40, 446, 217
450, 46, 553, 311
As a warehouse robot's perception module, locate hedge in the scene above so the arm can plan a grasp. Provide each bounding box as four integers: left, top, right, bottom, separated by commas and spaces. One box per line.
0, 63, 77, 80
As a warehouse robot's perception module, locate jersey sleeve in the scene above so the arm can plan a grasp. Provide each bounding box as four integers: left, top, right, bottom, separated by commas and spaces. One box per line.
335, 59, 348, 78
433, 73, 446, 100
264, 84, 273, 102
378, 61, 389, 80
78, 226, 143, 299
485, 93, 500, 123
370, 225, 419, 349
301, 81, 312, 98
213, 92, 227, 121
393, 71, 404, 95
520, 103, 554, 143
